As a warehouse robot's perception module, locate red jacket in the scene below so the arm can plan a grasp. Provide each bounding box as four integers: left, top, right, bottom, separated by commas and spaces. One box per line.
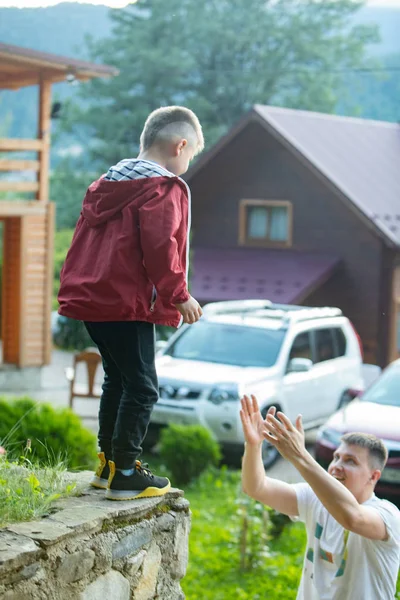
58, 176, 191, 327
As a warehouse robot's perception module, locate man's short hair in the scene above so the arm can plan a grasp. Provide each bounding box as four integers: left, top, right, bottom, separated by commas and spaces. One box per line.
140, 106, 204, 154
341, 432, 388, 471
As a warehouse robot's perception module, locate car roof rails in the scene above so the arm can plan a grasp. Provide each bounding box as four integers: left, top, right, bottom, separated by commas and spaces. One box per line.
202, 299, 342, 322
202, 299, 273, 317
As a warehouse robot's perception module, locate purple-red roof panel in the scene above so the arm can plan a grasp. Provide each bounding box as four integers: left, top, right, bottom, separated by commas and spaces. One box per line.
190, 247, 339, 304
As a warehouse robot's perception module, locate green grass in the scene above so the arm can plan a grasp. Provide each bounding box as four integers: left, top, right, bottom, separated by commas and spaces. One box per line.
182, 467, 304, 600
0, 455, 80, 527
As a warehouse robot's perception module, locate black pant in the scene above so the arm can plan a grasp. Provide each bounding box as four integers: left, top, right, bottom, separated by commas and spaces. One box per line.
84, 321, 158, 470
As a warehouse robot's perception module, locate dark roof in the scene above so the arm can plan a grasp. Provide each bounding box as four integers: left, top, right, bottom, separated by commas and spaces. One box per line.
187, 106, 400, 247
0, 42, 119, 90
190, 247, 339, 304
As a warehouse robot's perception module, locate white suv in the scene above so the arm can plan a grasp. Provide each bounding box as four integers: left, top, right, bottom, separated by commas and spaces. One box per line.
148, 300, 364, 468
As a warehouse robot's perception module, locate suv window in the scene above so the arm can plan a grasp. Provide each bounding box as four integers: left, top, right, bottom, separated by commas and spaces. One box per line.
314, 329, 335, 363
332, 327, 347, 357
166, 320, 286, 367
289, 332, 313, 362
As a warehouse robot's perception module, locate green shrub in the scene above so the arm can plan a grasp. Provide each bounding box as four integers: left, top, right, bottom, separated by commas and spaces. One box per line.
0, 397, 97, 469
53, 228, 74, 311
159, 424, 221, 485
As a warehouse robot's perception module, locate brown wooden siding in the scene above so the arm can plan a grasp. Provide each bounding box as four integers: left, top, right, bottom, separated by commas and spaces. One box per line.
1, 203, 54, 367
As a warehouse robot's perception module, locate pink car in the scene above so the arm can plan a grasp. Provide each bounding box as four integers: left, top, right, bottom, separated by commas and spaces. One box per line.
315, 359, 400, 504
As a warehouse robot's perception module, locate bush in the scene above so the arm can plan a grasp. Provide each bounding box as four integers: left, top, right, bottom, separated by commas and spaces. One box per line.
159, 424, 221, 485
53, 228, 74, 310
0, 397, 97, 469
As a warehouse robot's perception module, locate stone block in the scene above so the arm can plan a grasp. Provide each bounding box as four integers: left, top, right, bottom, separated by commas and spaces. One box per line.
49, 506, 110, 532
57, 549, 95, 583
133, 542, 161, 600
80, 570, 130, 600
112, 526, 152, 561
170, 498, 190, 512
90, 535, 114, 571
2, 562, 42, 586
155, 513, 175, 532
0, 531, 41, 572
7, 520, 71, 547
171, 520, 190, 580
124, 550, 146, 577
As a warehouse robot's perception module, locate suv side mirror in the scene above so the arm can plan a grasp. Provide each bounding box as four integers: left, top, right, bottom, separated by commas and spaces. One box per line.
287, 358, 313, 373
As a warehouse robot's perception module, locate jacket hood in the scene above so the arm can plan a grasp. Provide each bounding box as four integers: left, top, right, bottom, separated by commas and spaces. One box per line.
81, 176, 174, 227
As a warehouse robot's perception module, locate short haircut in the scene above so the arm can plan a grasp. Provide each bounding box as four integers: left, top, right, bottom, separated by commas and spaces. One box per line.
140, 106, 204, 154
341, 432, 388, 471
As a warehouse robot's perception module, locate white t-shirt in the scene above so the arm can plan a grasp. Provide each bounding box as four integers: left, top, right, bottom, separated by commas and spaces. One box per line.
292, 483, 400, 600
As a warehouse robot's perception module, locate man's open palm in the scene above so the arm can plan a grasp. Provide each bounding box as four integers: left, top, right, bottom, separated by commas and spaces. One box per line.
240, 395, 276, 446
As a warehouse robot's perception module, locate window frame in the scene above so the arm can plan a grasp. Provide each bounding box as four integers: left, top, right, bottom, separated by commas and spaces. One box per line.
238, 199, 293, 248
312, 328, 337, 364
286, 330, 314, 372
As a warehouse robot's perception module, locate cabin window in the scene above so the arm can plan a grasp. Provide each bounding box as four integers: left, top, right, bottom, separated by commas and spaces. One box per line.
239, 200, 292, 247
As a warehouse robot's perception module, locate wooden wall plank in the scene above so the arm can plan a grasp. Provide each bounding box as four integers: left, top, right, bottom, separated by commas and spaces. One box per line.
0, 159, 40, 172
0, 138, 44, 151
0, 181, 39, 193
2, 218, 21, 364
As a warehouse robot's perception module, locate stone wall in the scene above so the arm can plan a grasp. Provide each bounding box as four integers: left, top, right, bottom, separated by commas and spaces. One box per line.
0, 473, 190, 600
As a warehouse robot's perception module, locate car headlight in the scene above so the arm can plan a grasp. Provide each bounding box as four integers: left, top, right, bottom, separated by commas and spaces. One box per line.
208, 384, 239, 405
317, 428, 343, 446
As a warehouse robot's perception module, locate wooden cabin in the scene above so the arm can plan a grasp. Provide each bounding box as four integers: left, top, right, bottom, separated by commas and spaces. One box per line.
0, 42, 117, 387
185, 106, 400, 368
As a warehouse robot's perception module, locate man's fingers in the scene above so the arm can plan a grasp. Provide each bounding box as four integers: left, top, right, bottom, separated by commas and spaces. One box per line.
295, 414, 303, 433
241, 395, 252, 417
276, 411, 294, 431
266, 414, 288, 438
250, 394, 259, 414
262, 427, 279, 443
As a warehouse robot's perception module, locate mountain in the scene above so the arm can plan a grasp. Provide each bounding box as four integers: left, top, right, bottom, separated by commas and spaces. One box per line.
1, 2, 398, 58
0, 3, 111, 59
356, 5, 400, 56
0, 1, 398, 140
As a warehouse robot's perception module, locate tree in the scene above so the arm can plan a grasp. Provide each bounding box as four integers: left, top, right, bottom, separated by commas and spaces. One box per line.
60, 0, 378, 171
338, 52, 400, 122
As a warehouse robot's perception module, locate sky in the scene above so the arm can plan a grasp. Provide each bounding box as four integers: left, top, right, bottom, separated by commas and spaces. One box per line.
0, 0, 399, 8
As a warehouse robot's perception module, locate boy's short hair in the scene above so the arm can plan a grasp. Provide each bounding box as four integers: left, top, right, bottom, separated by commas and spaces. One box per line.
140, 106, 204, 155
341, 432, 388, 471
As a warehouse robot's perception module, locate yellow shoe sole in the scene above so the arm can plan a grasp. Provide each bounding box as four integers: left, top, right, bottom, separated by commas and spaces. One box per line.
105, 481, 171, 501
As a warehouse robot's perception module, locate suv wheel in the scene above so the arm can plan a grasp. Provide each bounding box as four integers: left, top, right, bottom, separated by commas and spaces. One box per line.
261, 407, 280, 470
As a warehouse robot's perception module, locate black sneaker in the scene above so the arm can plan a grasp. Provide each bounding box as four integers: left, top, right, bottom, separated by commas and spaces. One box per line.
105, 460, 171, 500
90, 452, 110, 490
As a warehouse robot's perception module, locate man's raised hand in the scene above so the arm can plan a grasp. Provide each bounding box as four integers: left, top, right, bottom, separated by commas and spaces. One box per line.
263, 410, 305, 462
240, 394, 276, 447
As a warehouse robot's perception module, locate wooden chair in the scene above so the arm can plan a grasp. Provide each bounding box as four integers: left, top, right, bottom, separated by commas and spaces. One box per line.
65, 348, 103, 411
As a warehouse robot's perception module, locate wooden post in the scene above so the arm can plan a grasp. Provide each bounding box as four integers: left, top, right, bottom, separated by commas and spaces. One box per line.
37, 77, 52, 202
43, 202, 55, 364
